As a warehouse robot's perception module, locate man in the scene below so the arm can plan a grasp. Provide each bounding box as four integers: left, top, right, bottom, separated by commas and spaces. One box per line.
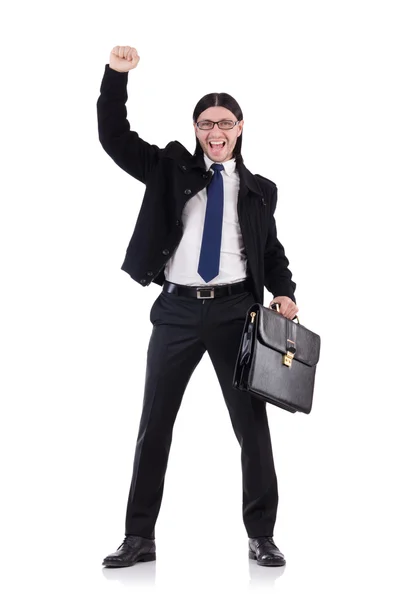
97, 45, 298, 568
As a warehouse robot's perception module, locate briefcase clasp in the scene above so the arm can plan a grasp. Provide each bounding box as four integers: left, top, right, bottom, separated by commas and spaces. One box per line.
283, 339, 296, 367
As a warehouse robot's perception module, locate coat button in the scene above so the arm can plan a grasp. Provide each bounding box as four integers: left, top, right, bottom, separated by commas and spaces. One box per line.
184, 189, 192, 195
261, 198, 266, 206
140, 278, 147, 284
176, 220, 181, 226
181, 165, 187, 170
147, 271, 153, 276
202, 173, 209, 179
162, 249, 170, 255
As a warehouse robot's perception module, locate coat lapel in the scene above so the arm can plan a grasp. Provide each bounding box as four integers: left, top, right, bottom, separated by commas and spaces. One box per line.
187, 151, 263, 198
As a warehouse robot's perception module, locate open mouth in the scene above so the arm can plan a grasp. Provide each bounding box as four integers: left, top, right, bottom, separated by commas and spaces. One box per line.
209, 141, 226, 151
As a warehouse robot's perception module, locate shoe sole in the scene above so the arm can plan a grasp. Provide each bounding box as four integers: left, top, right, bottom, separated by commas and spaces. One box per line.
102, 553, 156, 568
249, 550, 286, 567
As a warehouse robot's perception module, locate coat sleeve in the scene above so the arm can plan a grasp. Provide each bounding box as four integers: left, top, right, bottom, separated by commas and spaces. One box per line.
96, 64, 163, 185
263, 186, 297, 303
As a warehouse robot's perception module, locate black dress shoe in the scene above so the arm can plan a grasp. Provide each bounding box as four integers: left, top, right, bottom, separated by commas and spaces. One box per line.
102, 534, 156, 567
248, 536, 286, 567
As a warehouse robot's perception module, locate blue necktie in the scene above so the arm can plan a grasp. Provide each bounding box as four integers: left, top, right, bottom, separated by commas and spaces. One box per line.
197, 163, 225, 282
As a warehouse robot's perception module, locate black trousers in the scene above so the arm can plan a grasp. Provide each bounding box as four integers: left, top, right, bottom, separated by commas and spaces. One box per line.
125, 283, 278, 539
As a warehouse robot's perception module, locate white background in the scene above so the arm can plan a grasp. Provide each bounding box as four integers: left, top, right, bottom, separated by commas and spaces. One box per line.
1, 0, 396, 598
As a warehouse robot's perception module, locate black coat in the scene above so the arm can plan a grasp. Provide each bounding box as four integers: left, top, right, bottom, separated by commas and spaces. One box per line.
96, 64, 297, 305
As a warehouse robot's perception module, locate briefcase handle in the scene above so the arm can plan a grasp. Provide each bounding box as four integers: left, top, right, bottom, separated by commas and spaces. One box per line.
271, 302, 300, 324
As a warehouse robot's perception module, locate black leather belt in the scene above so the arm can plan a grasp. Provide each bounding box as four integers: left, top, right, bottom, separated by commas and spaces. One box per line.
163, 279, 252, 299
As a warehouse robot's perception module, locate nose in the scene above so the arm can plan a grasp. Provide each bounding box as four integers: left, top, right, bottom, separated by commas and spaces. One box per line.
208, 123, 226, 138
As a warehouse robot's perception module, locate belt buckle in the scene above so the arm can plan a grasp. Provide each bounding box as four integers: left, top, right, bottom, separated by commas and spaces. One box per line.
196, 287, 215, 299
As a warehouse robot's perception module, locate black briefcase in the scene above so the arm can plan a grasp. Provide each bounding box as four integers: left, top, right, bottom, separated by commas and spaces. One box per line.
233, 303, 321, 414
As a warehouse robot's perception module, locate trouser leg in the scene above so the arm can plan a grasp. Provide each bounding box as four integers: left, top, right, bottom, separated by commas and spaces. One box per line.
204, 292, 278, 537
125, 292, 206, 538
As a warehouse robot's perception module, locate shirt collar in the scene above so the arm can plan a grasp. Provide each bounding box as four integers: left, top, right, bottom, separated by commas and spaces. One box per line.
203, 152, 237, 176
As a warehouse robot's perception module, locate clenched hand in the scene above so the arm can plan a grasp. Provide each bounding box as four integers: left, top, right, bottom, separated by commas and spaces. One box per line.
269, 296, 299, 320
109, 46, 140, 73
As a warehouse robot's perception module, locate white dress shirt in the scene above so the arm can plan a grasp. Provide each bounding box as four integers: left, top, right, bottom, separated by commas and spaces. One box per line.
164, 153, 248, 286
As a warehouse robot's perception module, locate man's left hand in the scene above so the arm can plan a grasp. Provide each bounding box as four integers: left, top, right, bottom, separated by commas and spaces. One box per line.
269, 296, 299, 320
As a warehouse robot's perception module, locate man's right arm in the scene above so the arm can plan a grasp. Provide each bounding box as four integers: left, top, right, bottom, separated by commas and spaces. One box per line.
96, 50, 162, 185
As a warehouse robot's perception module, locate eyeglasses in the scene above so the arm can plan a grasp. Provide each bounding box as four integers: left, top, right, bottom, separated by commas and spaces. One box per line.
196, 119, 240, 130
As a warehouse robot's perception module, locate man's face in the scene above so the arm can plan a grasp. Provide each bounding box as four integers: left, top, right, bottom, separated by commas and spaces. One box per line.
193, 106, 244, 163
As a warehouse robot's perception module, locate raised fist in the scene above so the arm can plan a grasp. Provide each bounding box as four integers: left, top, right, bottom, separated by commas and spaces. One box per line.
109, 46, 140, 73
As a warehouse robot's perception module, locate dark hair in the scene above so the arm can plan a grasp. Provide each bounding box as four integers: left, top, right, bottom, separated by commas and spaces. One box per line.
192, 93, 244, 166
